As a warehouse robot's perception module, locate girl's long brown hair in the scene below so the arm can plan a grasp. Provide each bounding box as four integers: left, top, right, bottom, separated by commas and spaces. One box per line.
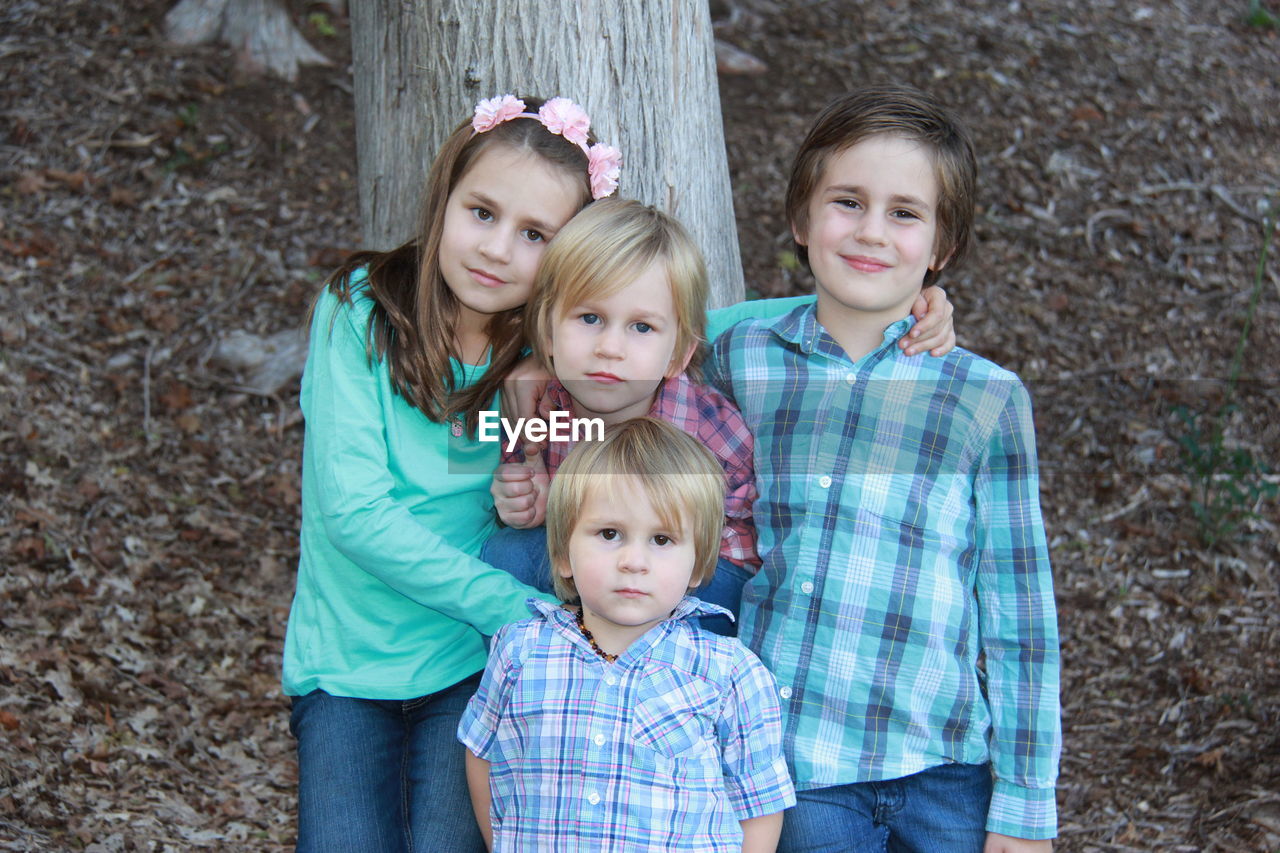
322, 97, 594, 433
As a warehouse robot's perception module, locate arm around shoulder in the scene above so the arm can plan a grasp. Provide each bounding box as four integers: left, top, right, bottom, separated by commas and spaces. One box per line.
900, 285, 956, 356
706, 294, 812, 341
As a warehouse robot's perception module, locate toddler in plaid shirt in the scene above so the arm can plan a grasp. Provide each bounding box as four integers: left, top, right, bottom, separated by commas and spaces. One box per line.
459, 417, 795, 852
484, 197, 760, 635
708, 86, 1061, 852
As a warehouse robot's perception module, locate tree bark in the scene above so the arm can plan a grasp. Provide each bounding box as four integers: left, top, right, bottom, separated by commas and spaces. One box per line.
350, 0, 745, 308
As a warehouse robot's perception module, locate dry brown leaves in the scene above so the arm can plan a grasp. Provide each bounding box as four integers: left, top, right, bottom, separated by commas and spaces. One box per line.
3, 0, 1278, 849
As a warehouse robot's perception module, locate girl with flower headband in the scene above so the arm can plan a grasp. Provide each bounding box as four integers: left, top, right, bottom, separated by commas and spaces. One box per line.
283, 94, 621, 852
283, 92, 953, 851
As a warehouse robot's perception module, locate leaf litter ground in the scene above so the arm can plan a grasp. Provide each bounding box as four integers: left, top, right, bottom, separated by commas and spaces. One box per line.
1, 1, 1278, 849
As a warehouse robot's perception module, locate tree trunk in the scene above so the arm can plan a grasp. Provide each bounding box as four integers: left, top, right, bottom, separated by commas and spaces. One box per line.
165, 0, 330, 82
350, 0, 745, 308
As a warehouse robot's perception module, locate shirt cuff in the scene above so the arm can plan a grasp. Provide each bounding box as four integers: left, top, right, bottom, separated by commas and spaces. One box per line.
725, 757, 797, 819
986, 778, 1058, 840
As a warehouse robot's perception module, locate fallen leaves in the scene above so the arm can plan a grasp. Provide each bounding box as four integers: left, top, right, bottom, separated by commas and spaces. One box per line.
1, 228, 57, 259
3, 2, 1277, 852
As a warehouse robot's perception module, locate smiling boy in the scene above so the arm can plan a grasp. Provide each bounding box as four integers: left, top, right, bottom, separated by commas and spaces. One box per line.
708, 86, 1062, 852
458, 418, 795, 852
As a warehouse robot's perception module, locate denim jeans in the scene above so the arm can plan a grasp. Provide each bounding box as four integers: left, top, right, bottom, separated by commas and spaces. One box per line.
480, 525, 554, 594
289, 674, 486, 853
779, 763, 993, 853
481, 525, 750, 636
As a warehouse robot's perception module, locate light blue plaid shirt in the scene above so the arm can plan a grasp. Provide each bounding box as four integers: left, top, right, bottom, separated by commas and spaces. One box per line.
458, 597, 796, 852
707, 304, 1061, 840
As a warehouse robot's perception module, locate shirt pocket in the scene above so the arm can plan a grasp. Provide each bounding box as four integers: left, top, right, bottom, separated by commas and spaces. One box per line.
630, 666, 722, 788
856, 470, 972, 550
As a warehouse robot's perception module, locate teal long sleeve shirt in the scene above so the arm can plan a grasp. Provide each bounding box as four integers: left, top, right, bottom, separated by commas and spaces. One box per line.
283, 276, 549, 699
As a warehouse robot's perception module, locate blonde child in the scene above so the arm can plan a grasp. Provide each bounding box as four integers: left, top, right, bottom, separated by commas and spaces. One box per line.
284, 94, 622, 851
483, 198, 759, 635
459, 418, 796, 852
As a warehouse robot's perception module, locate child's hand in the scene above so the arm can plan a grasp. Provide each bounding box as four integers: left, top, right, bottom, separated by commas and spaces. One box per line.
502, 355, 554, 423
901, 285, 956, 356
492, 450, 549, 529
984, 832, 1053, 853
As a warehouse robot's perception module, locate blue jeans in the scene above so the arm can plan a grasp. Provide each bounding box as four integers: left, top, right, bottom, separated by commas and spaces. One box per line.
481, 525, 554, 593
482, 525, 750, 636
779, 763, 993, 853
289, 674, 486, 853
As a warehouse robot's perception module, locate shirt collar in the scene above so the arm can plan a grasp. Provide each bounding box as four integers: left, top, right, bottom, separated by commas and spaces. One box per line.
525, 595, 731, 660
527, 594, 730, 621
650, 371, 694, 419
769, 302, 917, 360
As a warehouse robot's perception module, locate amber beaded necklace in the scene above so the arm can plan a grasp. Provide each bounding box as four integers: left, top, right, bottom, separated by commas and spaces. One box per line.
575, 608, 618, 663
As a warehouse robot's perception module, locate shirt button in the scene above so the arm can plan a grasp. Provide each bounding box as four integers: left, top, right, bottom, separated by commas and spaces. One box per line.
587, 792, 601, 805
818, 475, 832, 489
779, 686, 793, 700
605, 675, 617, 686
800, 581, 814, 594
845, 371, 857, 384
593, 733, 606, 746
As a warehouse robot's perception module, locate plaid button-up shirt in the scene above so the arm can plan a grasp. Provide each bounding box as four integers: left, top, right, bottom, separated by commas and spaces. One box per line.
707, 304, 1061, 840
504, 372, 760, 570
458, 597, 796, 852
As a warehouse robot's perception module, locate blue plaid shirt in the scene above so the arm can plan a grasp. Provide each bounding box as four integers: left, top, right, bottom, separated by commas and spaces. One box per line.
707, 304, 1061, 840
458, 597, 796, 852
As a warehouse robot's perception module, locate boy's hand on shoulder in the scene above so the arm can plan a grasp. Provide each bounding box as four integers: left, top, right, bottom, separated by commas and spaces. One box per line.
492, 451, 548, 529
984, 832, 1052, 853
902, 285, 956, 357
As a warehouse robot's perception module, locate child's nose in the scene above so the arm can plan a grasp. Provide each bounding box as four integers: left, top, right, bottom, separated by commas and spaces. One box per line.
594, 327, 624, 358
479, 228, 513, 262
854, 212, 888, 245
617, 542, 648, 572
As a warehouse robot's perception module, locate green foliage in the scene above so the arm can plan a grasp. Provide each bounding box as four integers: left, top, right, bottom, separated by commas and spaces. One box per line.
1176, 403, 1278, 548
163, 139, 230, 173
1174, 197, 1278, 547
1246, 0, 1280, 28
308, 12, 337, 37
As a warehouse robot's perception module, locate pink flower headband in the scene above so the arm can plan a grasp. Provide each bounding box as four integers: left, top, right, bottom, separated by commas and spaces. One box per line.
471, 95, 622, 200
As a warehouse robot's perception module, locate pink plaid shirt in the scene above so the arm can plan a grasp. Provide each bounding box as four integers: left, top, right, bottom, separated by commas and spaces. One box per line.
503, 373, 760, 571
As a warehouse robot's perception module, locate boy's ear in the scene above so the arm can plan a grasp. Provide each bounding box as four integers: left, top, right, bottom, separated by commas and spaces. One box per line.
554, 558, 573, 581
929, 240, 954, 273
665, 341, 698, 378
790, 218, 809, 248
